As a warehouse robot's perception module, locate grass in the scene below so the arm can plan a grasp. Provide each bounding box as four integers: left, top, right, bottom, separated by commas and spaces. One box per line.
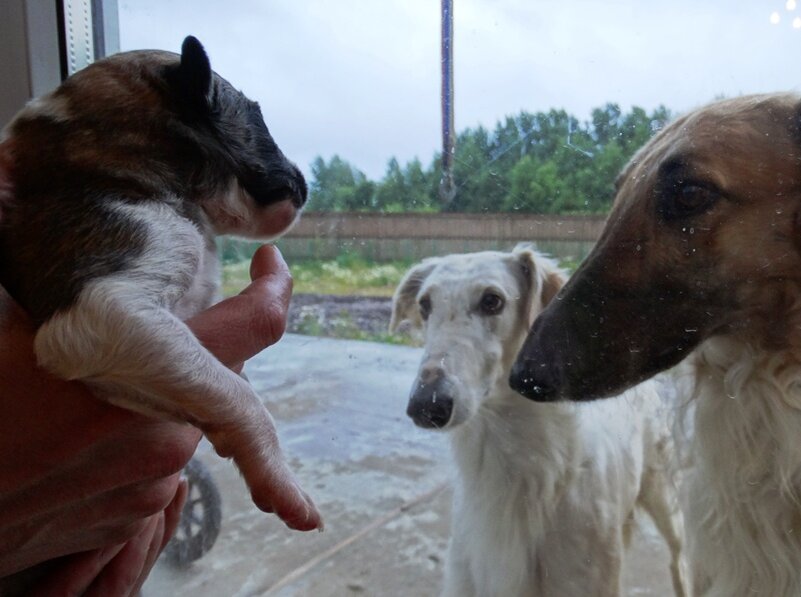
222, 252, 412, 298
293, 310, 413, 345
223, 250, 580, 298
221, 252, 414, 345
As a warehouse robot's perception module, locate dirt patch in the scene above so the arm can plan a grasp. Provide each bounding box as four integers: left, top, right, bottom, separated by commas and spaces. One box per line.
287, 293, 393, 337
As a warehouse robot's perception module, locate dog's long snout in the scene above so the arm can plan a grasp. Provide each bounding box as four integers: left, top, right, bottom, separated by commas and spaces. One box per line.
407, 368, 455, 429
509, 358, 558, 401
511, 266, 708, 402
509, 317, 562, 402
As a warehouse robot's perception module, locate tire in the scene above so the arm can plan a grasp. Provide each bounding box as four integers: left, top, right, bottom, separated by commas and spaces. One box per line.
164, 457, 222, 566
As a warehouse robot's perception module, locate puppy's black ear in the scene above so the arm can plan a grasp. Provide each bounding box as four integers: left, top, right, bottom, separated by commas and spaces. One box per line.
390, 258, 439, 333
172, 36, 212, 115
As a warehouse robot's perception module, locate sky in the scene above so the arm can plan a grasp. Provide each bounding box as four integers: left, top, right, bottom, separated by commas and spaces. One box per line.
118, 0, 801, 180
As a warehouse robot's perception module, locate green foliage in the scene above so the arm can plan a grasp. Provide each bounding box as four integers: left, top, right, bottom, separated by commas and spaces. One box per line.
308, 103, 672, 214
307, 155, 376, 211
373, 157, 437, 212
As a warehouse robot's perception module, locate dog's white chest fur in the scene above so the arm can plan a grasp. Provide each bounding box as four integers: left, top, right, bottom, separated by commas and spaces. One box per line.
687, 337, 801, 596
447, 395, 649, 597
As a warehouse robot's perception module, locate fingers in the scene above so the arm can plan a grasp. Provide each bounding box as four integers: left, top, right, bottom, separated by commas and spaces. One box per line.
129, 509, 169, 596
82, 515, 161, 597
188, 244, 293, 368
159, 476, 188, 552
128, 480, 188, 594
248, 243, 292, 289
26, 479, 185, 597
28, 543, 126, 597
0, 426, 198, 531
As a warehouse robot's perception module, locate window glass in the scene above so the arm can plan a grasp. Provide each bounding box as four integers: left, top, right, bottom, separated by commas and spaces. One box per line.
114, 2, 801, 594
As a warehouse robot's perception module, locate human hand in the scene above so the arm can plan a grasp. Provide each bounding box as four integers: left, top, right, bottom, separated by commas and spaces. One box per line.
0, 244, 297, 595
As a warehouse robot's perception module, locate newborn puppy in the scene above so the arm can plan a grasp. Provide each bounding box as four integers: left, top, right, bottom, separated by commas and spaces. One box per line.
0, 36, 321, 531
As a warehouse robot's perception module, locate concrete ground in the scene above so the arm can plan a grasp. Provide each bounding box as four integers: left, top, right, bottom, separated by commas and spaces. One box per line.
144, 334, 678, 597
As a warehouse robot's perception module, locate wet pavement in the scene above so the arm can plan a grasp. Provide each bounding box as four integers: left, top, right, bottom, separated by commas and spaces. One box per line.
143, 334, 678, 597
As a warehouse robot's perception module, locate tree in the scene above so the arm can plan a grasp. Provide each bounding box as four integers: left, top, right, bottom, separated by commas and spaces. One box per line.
505, 156, 562, 213
447, 125, 504, 212
307, 155, 375, 211
307, 103, 674, 215
403, 158, 437, 211
374, 158, 406, 212
591, 103, 623, 147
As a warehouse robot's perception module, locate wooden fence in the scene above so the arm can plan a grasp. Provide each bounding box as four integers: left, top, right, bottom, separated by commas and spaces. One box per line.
276, 212, 607, 262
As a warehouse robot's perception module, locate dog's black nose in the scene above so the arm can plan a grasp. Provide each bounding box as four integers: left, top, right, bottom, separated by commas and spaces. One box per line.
407, 378, 455, 429
509, 360, 559, 402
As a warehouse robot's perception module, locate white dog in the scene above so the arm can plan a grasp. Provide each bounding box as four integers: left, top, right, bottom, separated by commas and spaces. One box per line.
391, 247, 688, 597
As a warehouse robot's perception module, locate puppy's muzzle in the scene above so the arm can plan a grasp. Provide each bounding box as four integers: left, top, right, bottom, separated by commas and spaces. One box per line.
407, 371, 455, 429
242, 163, 308, 209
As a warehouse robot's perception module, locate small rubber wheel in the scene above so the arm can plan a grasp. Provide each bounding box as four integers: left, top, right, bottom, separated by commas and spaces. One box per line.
164, 457, 222, 566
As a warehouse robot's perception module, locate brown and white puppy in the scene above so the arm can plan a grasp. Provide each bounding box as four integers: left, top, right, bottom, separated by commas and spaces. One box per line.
0, 37, 321, 531
510, 93, 801, 595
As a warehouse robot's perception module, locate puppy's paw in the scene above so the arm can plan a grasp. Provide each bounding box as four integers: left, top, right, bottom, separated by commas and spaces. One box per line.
245, 457, 323, 532
206, 409, 323, 531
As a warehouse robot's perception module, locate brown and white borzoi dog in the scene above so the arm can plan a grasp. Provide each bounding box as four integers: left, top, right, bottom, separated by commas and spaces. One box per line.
511, 93, 801, 596
392, 247, 688, 597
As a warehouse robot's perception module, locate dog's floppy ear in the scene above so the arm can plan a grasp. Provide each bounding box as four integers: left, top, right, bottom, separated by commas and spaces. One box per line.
513, 244, 566, 328
171, 36, 213, 115
389, 258, 439, 333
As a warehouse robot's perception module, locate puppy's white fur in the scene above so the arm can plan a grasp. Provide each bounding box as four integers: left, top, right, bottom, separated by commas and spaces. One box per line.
392, 247, 689, 597
34, 200, 284, 505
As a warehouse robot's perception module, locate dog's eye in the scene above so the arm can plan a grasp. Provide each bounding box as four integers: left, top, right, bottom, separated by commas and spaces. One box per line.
676, 184, 717, 213
419, 296, 432, 320
479, 292, 505, 315
661, 183, 719, 220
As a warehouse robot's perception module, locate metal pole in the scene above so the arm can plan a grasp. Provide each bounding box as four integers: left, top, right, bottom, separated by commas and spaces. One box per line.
440, 0, 455, 205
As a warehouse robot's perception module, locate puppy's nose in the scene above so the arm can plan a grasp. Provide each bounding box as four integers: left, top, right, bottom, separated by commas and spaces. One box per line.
509, 360, 559, 402
407, 376, 455, 429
